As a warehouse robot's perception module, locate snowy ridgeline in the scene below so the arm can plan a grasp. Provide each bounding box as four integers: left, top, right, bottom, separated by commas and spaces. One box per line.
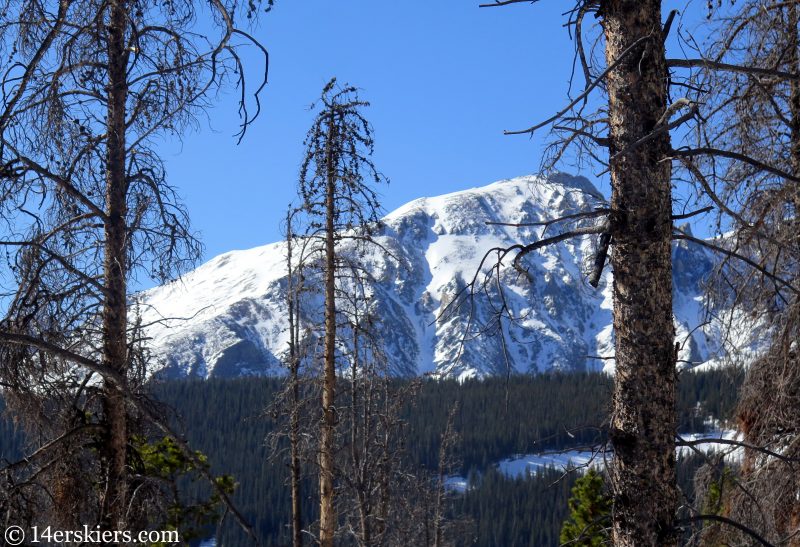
140, 173, 757, 380
445, 430, 741, 493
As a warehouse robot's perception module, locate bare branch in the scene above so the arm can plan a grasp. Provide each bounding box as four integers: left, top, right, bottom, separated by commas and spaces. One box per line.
588, 232, 611, 288
677, 436, 800, 465
505, 35, 652, 136
513, 221, 607, 274
668, 58, 800, 81
672, 228, 798, 295
679, 515, 776, 547
671, 147, 800, 183
478, 0, 539, 7
671, 205, 713, 220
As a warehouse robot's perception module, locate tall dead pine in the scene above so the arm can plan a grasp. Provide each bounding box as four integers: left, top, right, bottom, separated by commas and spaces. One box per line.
102, 0, 131, 528
319, 108, 339, 546
297, 79, 386, 547
284, 209, 305, 547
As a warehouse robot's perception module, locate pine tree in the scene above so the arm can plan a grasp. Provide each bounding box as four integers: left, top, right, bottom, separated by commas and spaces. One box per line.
559, 469, 611, 547
296, 78, 386, 547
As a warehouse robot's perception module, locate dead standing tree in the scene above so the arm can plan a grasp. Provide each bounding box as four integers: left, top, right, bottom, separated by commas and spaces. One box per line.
474, 0, 800, 543
334, 272, 426, 547
0, 0, 270, 538
670, 1, 800, 543
268, 207, 319, 547
285, 209, 307, 547
598, 7, 678, 544
476, 1, 679, 544
280, 201, 436, 546
295, 78, 386, 547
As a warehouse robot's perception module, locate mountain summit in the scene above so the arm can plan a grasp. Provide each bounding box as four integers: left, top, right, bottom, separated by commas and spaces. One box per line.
140, 174, 719, 379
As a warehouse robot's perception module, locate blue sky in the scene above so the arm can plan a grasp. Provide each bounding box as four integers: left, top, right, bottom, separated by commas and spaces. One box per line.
162, 0, 703, 263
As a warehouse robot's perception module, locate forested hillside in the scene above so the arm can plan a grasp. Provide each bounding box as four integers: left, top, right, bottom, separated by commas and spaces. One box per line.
1, 370, 735, 545
160, 370, 741, 545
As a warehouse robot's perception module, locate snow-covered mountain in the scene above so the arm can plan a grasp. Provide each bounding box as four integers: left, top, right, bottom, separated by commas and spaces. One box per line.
139, 173, 723, 379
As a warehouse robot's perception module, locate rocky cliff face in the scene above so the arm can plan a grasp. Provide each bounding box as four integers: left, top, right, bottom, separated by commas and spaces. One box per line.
140, 174, 722, 379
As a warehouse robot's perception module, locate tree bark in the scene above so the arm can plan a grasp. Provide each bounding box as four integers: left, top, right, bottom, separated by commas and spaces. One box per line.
602, 1, 678, 545
102, 0, 130, 531
319, 111, 338, 547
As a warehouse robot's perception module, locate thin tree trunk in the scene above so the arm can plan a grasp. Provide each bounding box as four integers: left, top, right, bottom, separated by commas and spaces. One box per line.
433, 404, 457, 547
603, 1, 678, 545
433, 449, 445, 547
783, 6, 800, 542
289, 343, 303, 547
103, 0, 130, 531
286, 214, 303, 547
319, 112, 338, 547
350, 322, 371, 546
376, 401, 390, 544
788, 2, 800, 224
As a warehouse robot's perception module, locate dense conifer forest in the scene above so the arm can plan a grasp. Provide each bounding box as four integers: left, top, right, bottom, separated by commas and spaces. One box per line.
0, 368, 742, 545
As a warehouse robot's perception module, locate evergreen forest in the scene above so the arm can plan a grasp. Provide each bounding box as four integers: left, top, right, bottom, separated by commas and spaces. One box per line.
1, 369, 741, 545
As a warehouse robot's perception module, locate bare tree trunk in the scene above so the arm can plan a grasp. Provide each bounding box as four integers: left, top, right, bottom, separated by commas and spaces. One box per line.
349, 324, 372, 547
376, 426, 390, 543
433, 404, 458, 547
781, 6, 799, 541
289, 348, 303, 547
297, 80, 385, 547
102, 0, 130, 531
319, 112, 338, 547
286, 214, 303, 547
789, 2, 800, 223
603, 1, 678, 545
373, 381, 391, 545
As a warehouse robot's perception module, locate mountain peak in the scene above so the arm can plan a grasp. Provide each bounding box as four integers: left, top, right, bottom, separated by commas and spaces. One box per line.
140, 173, 716, 379
546, 172, 605, 200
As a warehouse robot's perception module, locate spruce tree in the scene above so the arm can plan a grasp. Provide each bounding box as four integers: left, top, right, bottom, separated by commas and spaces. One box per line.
559, 469, 611, 547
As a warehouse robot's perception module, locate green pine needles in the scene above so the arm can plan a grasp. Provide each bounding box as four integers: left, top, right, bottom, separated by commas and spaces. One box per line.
559, 469, 611, 546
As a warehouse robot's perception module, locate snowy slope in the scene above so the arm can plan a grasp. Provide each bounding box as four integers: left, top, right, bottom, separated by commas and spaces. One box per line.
139, 173, 723, 379
488, 429, 740, 479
